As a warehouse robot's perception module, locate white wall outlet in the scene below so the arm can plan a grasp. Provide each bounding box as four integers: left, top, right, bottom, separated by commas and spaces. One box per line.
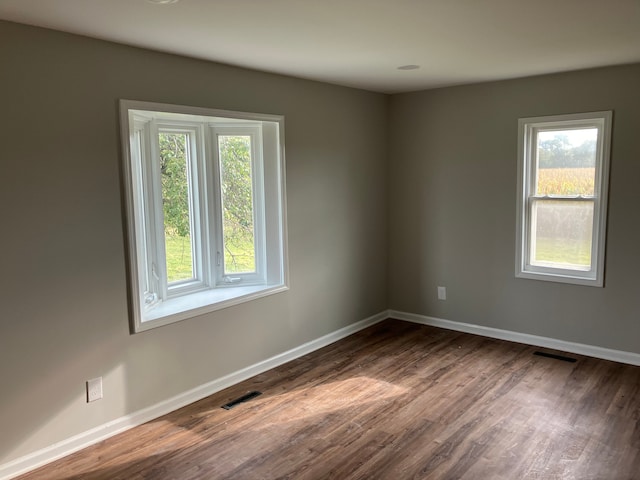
86, 377, 103, 402
437, 286, 447, 300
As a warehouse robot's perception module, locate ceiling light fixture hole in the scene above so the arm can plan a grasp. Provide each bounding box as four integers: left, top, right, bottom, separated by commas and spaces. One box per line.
146, 0, 180, 5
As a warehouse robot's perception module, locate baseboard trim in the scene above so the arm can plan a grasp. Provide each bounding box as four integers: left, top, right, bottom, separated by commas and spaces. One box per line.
0, 311, 388, 480
390, 310, 640, 366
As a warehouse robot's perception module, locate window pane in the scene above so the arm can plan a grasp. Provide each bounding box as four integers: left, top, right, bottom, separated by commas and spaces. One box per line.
159, 132, 194, 282
218, 135, 256, 274
536, 128, 597, 196
531, 200, 593, 270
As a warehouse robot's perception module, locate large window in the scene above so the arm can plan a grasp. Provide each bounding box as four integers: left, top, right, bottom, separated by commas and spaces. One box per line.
120, 100, 288, 332
516, 111, 612, 286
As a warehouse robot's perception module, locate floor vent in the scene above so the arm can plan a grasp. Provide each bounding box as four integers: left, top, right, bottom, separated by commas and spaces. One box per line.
222, 391, 262, 410
534, 351, 577, 363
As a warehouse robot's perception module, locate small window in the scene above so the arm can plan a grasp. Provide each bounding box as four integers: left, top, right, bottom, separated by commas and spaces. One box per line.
120, 100, 288, 332
516, 111, 612, 286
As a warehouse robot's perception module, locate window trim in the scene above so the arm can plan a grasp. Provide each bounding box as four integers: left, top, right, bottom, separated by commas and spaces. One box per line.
120, 100, 289, 333
515, 111, 612, 287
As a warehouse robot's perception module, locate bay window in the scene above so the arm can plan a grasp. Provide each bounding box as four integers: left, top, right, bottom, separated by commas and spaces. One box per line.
120, 100, 288, 332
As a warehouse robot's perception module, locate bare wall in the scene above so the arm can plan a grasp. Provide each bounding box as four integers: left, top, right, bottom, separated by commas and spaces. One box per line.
0, 21, 388, 463
388, 64, 640, 354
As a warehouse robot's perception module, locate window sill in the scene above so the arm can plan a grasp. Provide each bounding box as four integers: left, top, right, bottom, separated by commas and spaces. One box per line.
136, 283, 288, 332
516, 270, 602, 287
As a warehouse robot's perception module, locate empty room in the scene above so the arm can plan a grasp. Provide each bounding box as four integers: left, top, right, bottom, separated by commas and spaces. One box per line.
1, 1, 639, 479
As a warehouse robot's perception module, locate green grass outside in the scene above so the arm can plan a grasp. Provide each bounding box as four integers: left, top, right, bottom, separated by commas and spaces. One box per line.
164, 233, 255, 283
223, 239, 255, 274
165, 234, 194, 282
533, 236, 591, 268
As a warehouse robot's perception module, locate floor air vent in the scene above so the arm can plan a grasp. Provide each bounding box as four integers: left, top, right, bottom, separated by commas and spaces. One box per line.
534, 351, 577, 363
222, 391, 262, 410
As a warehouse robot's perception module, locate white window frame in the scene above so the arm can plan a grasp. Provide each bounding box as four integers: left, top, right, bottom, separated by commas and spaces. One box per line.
516, 111, 612, 287
155, 122, 208, 298
211, 124, 266, 286
120, 100, 289, 332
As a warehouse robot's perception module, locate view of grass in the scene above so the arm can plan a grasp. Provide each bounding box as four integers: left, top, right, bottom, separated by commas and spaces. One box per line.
533, 236, 591, 268
165, 234, 193, 282
222, 234, 256, 274
165, 233, 255, 282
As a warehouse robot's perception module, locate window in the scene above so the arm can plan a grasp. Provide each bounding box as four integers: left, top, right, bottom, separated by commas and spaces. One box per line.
516, 111, 612, 286
120, 100, 288, 332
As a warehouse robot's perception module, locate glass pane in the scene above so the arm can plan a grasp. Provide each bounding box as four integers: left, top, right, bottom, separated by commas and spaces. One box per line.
159, 132, 194, 283
218, 135, 256, 274
531, 200, 594, 270
536, 128, 597, 196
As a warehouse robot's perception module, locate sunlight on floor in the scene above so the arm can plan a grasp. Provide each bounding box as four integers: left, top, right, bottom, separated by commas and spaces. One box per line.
254, 376, 408, 426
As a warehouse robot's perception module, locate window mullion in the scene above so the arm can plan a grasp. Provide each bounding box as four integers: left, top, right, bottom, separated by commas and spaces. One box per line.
207, 125, 225, 286
252, 128, 267, 283
147, 119, 170, 301
195, 124, 212, 288
186, 129, 201, 286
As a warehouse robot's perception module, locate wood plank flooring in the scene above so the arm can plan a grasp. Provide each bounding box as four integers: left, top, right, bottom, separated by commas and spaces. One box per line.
16, 319, 640, 479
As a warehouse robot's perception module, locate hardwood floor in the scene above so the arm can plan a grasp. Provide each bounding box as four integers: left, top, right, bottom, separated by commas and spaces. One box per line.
17, 319, 640, 479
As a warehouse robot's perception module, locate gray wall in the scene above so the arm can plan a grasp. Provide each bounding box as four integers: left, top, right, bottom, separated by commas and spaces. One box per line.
0, 21, 388, 463
388, 64, 640, 353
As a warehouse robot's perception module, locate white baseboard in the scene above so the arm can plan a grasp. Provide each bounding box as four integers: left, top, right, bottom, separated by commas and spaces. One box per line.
389, 310, 640, 366
0, 311, 388, 480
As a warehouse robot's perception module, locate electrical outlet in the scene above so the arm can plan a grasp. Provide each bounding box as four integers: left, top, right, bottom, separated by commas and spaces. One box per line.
86, 377, 103, 402
437, 286, 447, 300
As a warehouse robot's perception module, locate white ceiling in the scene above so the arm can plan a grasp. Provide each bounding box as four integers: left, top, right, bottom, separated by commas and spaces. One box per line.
1, 0, 639, 93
